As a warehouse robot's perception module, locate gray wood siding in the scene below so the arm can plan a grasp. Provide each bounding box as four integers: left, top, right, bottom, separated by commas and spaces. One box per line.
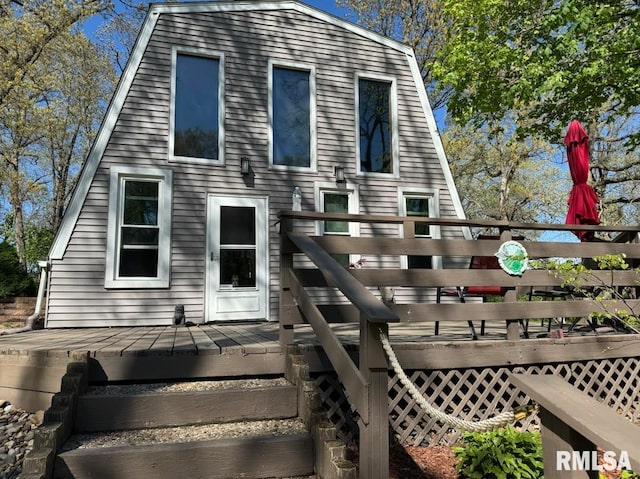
46, 6, 466, 327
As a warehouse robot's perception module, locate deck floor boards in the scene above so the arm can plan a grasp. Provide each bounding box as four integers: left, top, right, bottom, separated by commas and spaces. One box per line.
2, 321, 636, 380
0, 319, 606, 354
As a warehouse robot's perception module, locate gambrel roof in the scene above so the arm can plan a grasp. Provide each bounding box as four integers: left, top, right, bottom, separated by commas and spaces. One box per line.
49, 0, 464, 259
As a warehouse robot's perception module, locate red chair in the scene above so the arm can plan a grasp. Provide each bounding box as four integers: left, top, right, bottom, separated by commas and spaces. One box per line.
436, 235, 516, 339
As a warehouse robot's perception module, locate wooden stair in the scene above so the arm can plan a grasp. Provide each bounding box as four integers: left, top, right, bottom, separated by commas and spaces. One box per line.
52, 378, 315, 479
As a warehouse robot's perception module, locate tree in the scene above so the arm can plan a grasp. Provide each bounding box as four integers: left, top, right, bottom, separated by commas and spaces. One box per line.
337, 0, 452, 111
442, 119, 568, 225
0, 241, 36, 299
40, 32, 115, 231
0, 0, 108, 108
434, 0, 640, 148
0, 2, 113, 270
94, 0, 157, 73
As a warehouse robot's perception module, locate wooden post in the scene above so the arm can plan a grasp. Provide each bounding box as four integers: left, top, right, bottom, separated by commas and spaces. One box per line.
539, 408, 598, 479
499, 229, 522, 340
358, 315, 389, 479
279, 214, 294, 347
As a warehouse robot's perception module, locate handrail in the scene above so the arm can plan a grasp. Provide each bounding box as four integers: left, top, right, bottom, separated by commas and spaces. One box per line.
278, 211, 640, 478
280, 210, 640, 235
287, 232, 399, 323
287, 267, 369, 418
281, 228, 396, 478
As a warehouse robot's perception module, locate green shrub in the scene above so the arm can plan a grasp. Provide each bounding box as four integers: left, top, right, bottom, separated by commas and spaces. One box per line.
0, 242, 36, 300
610, 470, 640, 479
454, 426, 543, 479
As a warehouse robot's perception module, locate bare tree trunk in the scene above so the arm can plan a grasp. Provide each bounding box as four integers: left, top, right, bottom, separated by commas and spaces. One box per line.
8, 160, 27, 271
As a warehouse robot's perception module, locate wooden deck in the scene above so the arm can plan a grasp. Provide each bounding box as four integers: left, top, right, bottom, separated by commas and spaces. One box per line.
2, 321, 639, 382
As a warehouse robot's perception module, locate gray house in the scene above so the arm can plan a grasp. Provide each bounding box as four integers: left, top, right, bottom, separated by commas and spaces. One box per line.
45, 0, 468, 328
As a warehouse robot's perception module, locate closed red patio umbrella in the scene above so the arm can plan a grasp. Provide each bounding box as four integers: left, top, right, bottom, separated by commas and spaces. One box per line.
564, 120, 599, 241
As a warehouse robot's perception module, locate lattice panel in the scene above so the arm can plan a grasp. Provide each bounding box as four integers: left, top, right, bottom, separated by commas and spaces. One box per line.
314, 373, 359, 444
314, 357, 640, 447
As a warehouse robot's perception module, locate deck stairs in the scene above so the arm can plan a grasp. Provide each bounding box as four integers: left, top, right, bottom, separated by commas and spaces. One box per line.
54, 377, 313, 479
21, 348, 356, 479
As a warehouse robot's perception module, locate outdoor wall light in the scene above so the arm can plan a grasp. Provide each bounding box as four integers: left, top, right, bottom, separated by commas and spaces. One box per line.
241, 157, 251, 176
335, 166, 346, 184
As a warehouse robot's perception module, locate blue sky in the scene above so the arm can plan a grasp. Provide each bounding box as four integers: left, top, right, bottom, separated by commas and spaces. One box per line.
300, 1, 349, 17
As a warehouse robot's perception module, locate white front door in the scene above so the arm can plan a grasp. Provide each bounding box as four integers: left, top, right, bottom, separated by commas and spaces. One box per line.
206, 195, 268, 321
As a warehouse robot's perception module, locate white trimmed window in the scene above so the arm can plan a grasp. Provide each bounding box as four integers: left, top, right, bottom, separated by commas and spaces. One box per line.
269, 60, 316, 170
356, 73, 398, 177
105, 167, 172, 288
315, 182, 359, 266
399, 188, 440, 269
169, 47, 225, 165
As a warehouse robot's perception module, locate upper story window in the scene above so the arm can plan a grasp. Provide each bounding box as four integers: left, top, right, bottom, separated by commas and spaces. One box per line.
170, 48, 225, 165
105, 166, 172, 288
356, 75, 398, 176
399, 188, 440, 269
269, 62, 316, 170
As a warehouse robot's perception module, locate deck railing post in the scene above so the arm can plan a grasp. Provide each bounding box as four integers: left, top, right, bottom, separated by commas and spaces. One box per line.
279, 214, 295, 347
359, 314, 389, 479
499, 229, 523, 340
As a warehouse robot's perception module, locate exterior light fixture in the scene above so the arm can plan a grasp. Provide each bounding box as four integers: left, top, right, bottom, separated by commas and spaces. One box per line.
335, 166, 346, 184
241, 157, 251, 176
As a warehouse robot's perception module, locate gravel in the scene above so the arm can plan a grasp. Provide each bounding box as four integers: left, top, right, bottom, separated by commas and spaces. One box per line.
0, 401, 44, 479
84, 377, 290, 396
61, 418, 308, 452
64, 378, 306, 453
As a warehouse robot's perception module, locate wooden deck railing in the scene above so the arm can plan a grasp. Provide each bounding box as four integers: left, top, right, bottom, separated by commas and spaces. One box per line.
278, 211, 640, 476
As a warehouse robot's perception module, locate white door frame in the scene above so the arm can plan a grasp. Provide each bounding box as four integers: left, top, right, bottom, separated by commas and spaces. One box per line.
205, 194, 269, 322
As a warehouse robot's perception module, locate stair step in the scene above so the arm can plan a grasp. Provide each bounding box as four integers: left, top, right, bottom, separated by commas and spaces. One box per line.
75, 378, 297, 432
55, 419, 313, 479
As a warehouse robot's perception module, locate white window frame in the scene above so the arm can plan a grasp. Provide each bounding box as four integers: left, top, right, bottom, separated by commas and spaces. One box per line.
105, 166, 173, 288
315, 182, 360, 265
268, 60, 317, 172
355, 72, 399, 178
398, 187, 441, 269
169, 46, 225, 165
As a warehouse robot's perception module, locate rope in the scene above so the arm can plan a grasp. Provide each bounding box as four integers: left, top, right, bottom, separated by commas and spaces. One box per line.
379, 328, 537, 432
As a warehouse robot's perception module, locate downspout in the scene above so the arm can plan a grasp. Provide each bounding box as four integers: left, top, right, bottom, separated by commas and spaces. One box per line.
0, 261, 49, 335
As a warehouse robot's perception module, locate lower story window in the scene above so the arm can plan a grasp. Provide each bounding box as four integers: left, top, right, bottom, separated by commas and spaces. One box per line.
316, 183, 359, 267
400, 189, 438, 269
105, 167, 172, 288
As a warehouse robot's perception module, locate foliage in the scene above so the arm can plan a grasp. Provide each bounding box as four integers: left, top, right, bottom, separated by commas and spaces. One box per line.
542, 254, 640, 331
599, 470, 640, 479
0, 0, 108, 108
618, 470, 640, 479
434, 0, 640, 149
0, 3, 114, 268
337, 0, 451, 111
0, 241, 36, 300
454, 426, 543, 479
442, 119, 567, 223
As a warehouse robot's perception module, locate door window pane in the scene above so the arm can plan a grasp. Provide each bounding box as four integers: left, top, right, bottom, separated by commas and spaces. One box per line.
359, 79, 392, 173
220, 206, 255, 245
273, 67, 311, 167
220, 250, 256, 287
323, 193, 349, 234
174, 53, 219, 160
